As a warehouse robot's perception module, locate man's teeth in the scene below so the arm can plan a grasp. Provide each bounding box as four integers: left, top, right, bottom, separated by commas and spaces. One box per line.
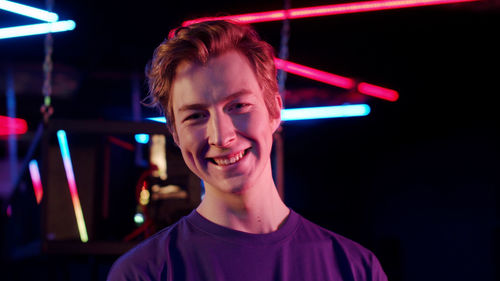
213, 151, 245, 166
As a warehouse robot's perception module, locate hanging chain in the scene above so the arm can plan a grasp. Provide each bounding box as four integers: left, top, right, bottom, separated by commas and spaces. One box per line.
277, 0, 291, 99
41, 0, 55, 123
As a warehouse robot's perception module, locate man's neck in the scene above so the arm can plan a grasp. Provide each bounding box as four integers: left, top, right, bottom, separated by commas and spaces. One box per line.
196, 181, 290, 234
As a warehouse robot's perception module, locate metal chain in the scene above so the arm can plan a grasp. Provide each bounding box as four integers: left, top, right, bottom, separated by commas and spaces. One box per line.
277, 0, 291, 98
41, 0, 55, 123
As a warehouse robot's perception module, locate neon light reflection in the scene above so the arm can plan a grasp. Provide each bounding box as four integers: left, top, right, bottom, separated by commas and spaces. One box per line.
183, 0, 479, 25
0, 0, 59, 22
28, 159, 43, 204
56, 130, 89, 243
0, 20, 76, 40
147, 104, 370, 124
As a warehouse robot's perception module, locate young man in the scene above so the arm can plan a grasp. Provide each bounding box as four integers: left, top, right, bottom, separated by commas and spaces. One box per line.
108, 20, 387, 281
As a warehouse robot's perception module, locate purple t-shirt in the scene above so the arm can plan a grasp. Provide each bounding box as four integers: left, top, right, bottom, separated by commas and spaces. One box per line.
107, 209, 387, 281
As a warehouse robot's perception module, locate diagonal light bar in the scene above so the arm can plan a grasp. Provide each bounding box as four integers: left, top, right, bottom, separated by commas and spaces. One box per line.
56, 130, 88, 243
0, 0, 58, 22
0, 20, 76, 39
28, 159, 43, 204
182, 0, 479, 26
358, 82, 399, 101
275, 58, 355, 90
275, 58, 399, 101
147, 104, 370, 123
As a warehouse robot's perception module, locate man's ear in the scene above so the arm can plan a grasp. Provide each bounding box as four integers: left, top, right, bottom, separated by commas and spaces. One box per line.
271, 94, 283, 133
171, 126, 180, 147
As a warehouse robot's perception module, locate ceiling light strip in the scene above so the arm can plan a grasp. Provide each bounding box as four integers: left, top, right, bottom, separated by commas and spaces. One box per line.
0, 20, 75, 40
0, 0, 59, 22
182, 0, 478, 26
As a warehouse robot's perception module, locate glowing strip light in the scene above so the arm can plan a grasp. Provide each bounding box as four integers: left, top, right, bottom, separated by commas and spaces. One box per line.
28, 159, 43, 204
182, 0, 479, 26
0, 20, 76, 40
282, 104, 370, 121
358, 82, 399, 101
56, 130, 88, 243
147, 104, 370, 123
135, 134, 150, 144
275, 58, 355, 90
0, 115, 28, 135
0, 0, 59, 22
275, 58, 399, 101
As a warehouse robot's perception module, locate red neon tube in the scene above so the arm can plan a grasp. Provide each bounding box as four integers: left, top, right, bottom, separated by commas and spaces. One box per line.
274, 58, 355, 90
0, 115, 28, 135
357, 82, 399, 101
275, 58, 399, 101
182, 0, 479, 26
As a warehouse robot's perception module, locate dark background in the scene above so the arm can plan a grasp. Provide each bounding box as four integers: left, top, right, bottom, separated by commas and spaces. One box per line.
1, 0, 499, 280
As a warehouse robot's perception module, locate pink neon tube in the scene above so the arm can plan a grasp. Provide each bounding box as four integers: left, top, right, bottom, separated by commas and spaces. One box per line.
28, 159, 43, 204
274, 58, 355, 90
57, 130, 89, 243
358, 82, 399, 101
182, 0, 478, 25
0, 115, 28, 135
275, 58, 399, 101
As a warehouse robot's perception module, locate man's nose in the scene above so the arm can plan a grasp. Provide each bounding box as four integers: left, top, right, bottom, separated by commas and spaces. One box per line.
207, 112, 236, 147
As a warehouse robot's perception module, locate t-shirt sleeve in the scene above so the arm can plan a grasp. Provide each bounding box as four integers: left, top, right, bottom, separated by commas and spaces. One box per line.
368, 251, 388, 281
107, 251, 154, 281
106, 235, 169, 281
330, 231, 388, 281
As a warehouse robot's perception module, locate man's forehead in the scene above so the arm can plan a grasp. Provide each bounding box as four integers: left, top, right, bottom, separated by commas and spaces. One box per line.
171, 51, 260, 105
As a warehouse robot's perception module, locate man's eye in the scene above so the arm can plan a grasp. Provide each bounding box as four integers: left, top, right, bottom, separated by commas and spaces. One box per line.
184, 113, 204, 121
230, 103, 251, 112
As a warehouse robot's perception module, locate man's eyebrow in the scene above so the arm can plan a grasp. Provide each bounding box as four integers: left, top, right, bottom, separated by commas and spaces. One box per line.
177, 90, 253, 112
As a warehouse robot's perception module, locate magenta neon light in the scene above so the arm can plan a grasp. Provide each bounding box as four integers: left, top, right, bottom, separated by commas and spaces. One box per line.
57, 130, 89, 243
275, 58, 355, 90
275, 58, 398, 101
182, 0, 478, 26
0, 115, 27, 135
358, 82, 399, 101
28, 159, 43, 204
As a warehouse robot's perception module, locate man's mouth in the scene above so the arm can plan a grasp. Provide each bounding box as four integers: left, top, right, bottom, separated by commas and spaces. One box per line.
208, 149, 250, 166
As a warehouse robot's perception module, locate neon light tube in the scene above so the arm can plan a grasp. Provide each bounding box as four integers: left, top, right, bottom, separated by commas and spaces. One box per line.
274, 59, 399, 101
147, 104, 370, 123
28, 159, 43, 204
56, 130, 88, 243
0, 20, 76, 40
281, 104, 370, 121
0, 115, 28, 135
358, 82, 399, 101
0, 0, 59, 22
147, 117, 167, 123
182, 0, 479, 26
135, 134, 150, 144
274, 58, 355, 90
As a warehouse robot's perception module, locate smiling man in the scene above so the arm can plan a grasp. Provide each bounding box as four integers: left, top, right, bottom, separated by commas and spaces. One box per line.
107, 20, 387, 281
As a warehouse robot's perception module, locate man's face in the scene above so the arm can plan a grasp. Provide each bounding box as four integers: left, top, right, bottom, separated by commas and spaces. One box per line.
170, 50, 281, 194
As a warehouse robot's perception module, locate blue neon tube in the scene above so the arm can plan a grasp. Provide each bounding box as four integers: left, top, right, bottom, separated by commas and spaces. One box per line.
0, 20, 75, 40
146, 104, 370, 124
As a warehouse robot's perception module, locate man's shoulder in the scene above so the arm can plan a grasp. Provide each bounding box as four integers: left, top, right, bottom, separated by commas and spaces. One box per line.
295, 213, 387, 281
107, 217, 187, 280
296, 213, 373, 254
